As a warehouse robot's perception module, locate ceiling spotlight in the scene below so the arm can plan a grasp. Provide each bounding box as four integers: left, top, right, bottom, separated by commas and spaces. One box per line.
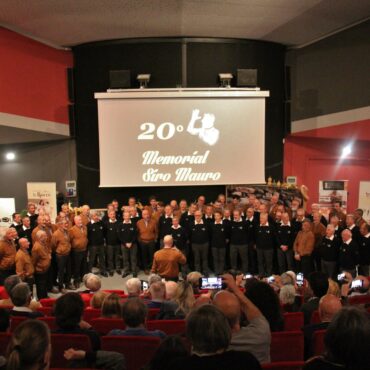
137, 74, 151, 89
341, 144, 351, 158
219, 73, 233, 88
5, 152, 16, 161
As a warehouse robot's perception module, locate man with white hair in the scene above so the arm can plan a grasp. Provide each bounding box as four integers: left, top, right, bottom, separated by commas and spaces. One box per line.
151, 235, 186, 281
0, 228, 17, 284
126, 277, 142, 297
319, 224, 341, 279
83, 273, 101, 292
80, 205, 91, 226
15, 238, 34, 290
339, 229, 359, 277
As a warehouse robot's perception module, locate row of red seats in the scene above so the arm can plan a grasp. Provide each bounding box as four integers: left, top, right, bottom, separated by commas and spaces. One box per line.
0, 330, 311, 370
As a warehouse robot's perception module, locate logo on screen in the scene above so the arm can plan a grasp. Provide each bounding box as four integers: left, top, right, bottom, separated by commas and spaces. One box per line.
137, 109, 219, 146
187, 109, 219, 146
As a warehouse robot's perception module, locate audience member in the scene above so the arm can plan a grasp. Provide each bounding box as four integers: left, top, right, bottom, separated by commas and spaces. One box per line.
0, 274, 21, 306
158, 281, 195, 319
148, 281, 166, 308
164, 281, 178, 300
9, 283, 43, 318
145, 335, 189, 370
186, 271, 202, 294
6, 320, 51, 370
214, 274, 271, 364
83, 273, 101, 292
303, 294, 342, 359
304, 307, 370, 370
108, 298, 165, 338
54, 292, 124, 369
280, 284, 301, 312
245, 281, 284, 331
171, 304, 261, 370
90, 290, 109, 309
101, 293, 122, 318
300, 271, 329, 325
126, 277, 142, 297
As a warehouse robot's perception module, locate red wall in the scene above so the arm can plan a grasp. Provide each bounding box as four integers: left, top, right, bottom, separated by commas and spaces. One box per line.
0, 27, 73, 124
283, 135, 370, 212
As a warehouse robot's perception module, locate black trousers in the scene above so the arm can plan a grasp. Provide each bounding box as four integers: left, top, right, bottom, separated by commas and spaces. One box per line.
296, 255, 313, 276
230, 244, 249, 273
192, 243, 209, 274
139, 241, 156, 270
35, 270, 49, 299
0, 268, 15, 285
72, 250, 86, 283
256, 248, 273, 277
47, 252, 58, 290
212, 247, 226, 275
121, 243, 138, 274
56, 254, 71, 289
107, 244, 121, 272
277, 248, 294, 274
89, 244, 106, 272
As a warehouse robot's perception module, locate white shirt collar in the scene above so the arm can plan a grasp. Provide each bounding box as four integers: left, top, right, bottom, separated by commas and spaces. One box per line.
348, 224, 355, 230
233, 218, 242, 222
281, 221, 291, 226
344, 238, 352, 245
365, 233, 370, 238
171, 225, 181, 229
223, 217, 231, 221
123, 220, 132, 224
109, 219, 116, 223
22, 225, 30, 231
214, 220, 223, 224
12, 306, 32, 313
327, 235, 334, 240
248, 216, 254, 222
260, 222, 269, 226
195, 220, 204, 225
165, 214, 173, 219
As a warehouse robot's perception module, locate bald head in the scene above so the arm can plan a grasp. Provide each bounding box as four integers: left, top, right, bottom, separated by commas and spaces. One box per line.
319, 294, 342, 322
165, 281, 178, 300
213, 290, 241, 330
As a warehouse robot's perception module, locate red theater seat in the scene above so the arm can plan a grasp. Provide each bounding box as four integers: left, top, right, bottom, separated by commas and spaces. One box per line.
283, 312, 304, 331
10, 316, 28, 332
0, 332, 11, 355
270, 331, 304, 362
310, 310, 320, 325
348, 295, 370, 305
38, 316, 57, 331
262, 361, 305, 369
90, 318, 125, 335
0, 286, 9, 299
50, 334, 91, 368
83, 308, 101, 323
101, 336, 161, 370
37, 306, 53, 316
40, 298, 57, 307
147, 308, 160, 320
147, 320, 186, 335
312, 329, 326, 356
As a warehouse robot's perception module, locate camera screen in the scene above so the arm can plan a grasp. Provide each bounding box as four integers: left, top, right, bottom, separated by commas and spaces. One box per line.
200, 277, 222, 290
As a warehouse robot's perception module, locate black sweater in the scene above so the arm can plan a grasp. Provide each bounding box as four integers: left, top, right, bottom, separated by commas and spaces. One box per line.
230, 220, 249, 245
255, 224, 276, 250
189, 222, 210, 244
210, 222, 229, 248
171, 226, 188, 250
319, 236, 341, 262
87, 221, 105, 245
117, 222, 136, 243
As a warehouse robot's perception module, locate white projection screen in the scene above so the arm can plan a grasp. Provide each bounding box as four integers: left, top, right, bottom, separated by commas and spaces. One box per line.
95, 89, 269, 187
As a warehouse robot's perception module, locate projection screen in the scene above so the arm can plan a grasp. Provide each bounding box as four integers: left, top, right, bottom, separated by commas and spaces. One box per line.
95, 89, 269, 187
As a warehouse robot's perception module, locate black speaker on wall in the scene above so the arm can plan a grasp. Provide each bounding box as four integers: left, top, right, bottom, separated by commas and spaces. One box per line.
68, 104, 76, 138
67, 68, 75, 102
109, 70, 131, 89
237, 69, 257, 87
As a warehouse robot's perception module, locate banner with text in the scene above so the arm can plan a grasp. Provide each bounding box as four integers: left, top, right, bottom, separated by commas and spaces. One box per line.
27, 182, 57, 223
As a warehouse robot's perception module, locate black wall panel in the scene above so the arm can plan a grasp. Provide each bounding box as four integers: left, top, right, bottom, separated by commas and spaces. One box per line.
73, 38, 285, 207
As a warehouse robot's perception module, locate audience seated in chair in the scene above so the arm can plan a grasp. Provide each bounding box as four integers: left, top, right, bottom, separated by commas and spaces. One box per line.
108, 298, 166, 339
303, 294, 342, 359
9, 283, 43, 319
158, 281, 195, 320
126, 277, 142, 298
90, 290, 109, 309
280, 285, 301, 313
82, 273, 102, 293
170, 304, 261, 370
186, 271, 202, 295
5, 319, 51, 370
245, 281, 284, 332
0, 275, 40, 311
148, 281, 166, 309
0, 308, 10, 332
304, 307, 370, 370
101, 293, 122, 318
144, 335, 189, 370
54, 292, 124, 369
300, 272, 329, 325
213, 274, 271, 364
